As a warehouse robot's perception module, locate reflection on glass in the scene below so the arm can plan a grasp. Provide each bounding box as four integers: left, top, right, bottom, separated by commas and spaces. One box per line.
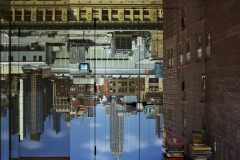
0, 3, 163, 158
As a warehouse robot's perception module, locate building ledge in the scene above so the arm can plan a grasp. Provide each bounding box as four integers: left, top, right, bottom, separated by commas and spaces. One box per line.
181, 28, 187, 33
167, 67, 174, 71
181, 100, 187, 104
178, 64, 191, 69
198, 102, 206, 106
198, 18, 206, 24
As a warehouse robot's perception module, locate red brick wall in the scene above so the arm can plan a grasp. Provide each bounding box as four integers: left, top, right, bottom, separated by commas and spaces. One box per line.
163, 0, 240, 159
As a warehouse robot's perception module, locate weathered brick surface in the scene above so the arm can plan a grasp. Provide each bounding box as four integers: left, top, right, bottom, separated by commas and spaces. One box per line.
163, 0, 240, 159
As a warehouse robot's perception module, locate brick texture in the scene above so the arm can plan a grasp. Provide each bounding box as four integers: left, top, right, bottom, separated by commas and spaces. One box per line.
163, 0, 240, 159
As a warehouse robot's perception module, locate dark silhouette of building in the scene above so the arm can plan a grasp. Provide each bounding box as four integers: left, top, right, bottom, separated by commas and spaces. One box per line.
52, 108, 61, 134
43, 78, 53, 120
24, 74, 44, 141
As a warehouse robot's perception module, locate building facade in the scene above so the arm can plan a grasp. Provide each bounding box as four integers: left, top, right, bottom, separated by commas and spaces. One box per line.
163, 0, 240, 159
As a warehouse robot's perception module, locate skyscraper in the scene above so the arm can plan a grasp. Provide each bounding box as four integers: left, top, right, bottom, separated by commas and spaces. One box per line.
52, 108, 61, 134
24, 74, 44, 141
110, 98, 124, 160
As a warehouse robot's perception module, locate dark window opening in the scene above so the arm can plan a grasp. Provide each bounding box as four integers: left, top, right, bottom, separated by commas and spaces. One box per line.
149, 78, 159, 83
181, 8, 186, 30
33, 56, 37, 61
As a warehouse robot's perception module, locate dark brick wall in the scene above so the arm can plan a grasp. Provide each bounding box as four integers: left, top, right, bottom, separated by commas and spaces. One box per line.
163, 0, 240, 159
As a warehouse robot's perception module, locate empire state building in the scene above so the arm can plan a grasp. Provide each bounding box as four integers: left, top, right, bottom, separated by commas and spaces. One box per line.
110, 98, 125, 160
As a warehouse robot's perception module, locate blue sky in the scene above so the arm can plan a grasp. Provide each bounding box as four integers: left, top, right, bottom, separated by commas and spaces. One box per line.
1, 110, 10, 160
70, 104, 163, 160
6, 104, 163, 159
11, 114, 70, 158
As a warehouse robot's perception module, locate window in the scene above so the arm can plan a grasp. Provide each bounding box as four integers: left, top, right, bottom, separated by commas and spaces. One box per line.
196, 36, 203, 61
200, 76, 206, 102
39, 56, 42, 61
149, 86, 159, 92
78, 88, 84, 91
118, 81, 122, 86
110, 88, 116, 93
10, 56, 13, 61
110, 81, 116, 86
23, 56, 26, 61
199, 0, 206, 20
181, 8, 186, 30
168, 48, 173, 68
205, 33, 210, 58
179, 44, 184, 65
33, 56, 37, 61
201, 117, 206, 142
185, 41, 190, 64
129, 88, 135, 93
149, 78, 159, 83
182, 79, 186, 101
183, 112, 186, 136
118, 81, 127, 86
129, 81, 135, 86
169, 111, 172, 130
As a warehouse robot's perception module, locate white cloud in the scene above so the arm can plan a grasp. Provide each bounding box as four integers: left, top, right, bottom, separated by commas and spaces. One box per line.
20, 141, 44, 149
152, 138, 163, 146
43, 129, 68, 139
89, 123, 102, 127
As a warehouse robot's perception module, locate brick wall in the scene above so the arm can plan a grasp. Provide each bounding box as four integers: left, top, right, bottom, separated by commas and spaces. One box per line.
163, 0, 240, 159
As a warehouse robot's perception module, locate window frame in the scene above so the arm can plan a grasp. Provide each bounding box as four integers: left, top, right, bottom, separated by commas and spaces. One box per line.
181, 7, 187, 31
199, 0, 206, 20
33, 55, 37, 61
182, 112, 186, 136
39, 55, 42, 61
201, 117, 206, 142
23, 56, 26, 61
200, 75, 206, 102
181, 78, 186, 101
178, 43, 184, 66
185, 40, 190, 64
196, 35, 203, 62
167, 48, 174, 68
204, 32, 210, 59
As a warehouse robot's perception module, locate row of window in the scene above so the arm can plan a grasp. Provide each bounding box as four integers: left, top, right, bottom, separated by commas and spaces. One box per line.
8, 55, 43, 61
181, 76, 206, 102
56, 92, 68, 96
181, 0, 205, 31
109, 88, 135, 93
70, 87, 92, 92
167, 33, 210, 68
110, 81, 135, 86
12, 9, 163, 21
149, 86, 159, 91
168, 111, 206, 141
